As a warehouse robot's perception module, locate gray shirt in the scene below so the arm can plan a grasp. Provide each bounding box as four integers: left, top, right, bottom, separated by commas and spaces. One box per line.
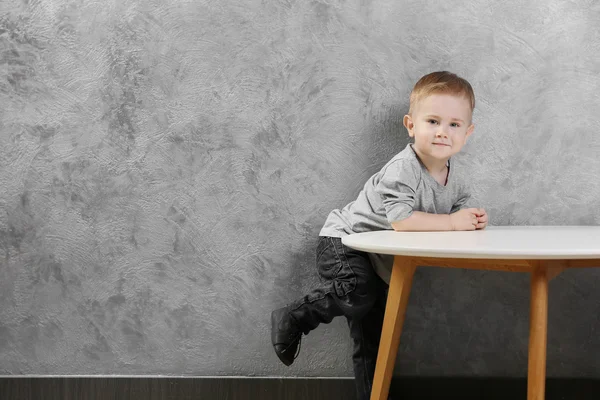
319, 143, 471, 284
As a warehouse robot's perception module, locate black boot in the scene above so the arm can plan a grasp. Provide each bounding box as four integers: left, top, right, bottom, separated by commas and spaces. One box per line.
271, 307, 302, 366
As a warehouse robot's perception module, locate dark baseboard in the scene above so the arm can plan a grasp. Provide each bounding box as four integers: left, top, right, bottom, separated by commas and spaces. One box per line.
1, 376, 599, 400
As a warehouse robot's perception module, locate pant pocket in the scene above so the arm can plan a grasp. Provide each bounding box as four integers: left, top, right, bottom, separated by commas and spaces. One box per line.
329, 237, 357, 297
316, 237, 343, 283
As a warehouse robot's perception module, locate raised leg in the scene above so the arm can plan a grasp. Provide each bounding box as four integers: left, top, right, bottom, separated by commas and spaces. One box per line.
528, 265, 549, 400
370, 257, 416, 400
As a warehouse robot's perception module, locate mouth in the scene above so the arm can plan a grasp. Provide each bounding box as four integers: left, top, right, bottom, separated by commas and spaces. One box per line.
432, 143, 450, 147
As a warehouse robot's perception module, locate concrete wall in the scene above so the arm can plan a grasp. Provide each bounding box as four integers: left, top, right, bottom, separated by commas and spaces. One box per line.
1, 0, 600, 377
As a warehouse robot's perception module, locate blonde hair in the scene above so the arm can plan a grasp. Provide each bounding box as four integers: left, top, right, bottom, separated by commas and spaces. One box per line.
408, 71, 475, 115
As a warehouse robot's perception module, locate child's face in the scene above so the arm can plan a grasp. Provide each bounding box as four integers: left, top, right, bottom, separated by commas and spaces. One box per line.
403, 94, 474, 162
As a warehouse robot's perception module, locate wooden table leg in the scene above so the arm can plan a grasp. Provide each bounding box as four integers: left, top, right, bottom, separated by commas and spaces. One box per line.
528, 264, 549, 400
370, 257, 416, 400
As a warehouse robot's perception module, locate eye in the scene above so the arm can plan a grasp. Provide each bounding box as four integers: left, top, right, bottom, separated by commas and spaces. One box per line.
450, 122, 460, 128
427, 119, 438, 125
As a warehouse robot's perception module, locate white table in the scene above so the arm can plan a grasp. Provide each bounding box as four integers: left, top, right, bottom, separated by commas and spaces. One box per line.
342, 226, 600, 400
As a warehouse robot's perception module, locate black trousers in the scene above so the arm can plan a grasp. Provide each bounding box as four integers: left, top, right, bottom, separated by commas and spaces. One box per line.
287, 236, 390, 400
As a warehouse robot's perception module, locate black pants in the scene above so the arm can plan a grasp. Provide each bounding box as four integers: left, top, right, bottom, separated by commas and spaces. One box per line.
287, 236, 389, 400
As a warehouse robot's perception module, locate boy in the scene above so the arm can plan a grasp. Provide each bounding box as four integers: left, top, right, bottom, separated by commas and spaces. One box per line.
271, 71, 488, 400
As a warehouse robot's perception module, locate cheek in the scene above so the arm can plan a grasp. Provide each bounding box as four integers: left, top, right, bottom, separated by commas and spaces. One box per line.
418, 124, 434, 134
451, 132, 467, 144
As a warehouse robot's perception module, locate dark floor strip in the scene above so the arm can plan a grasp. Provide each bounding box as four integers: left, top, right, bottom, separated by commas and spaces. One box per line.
1, 376, 599, 400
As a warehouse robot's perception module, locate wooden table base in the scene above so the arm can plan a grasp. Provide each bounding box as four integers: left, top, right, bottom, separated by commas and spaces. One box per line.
370, 257, 416, 400
528, 264, 548, 400
369, 256, 600, 400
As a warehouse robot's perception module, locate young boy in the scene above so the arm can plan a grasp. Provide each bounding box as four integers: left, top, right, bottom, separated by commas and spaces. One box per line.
271, 71, 488, 400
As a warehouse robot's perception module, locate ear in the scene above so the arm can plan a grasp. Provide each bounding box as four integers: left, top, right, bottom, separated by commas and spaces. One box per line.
403, 114, 415, 138
465, 123, 475, 140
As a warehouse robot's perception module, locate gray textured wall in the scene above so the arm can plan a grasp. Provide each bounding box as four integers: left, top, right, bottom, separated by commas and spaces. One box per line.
1, 0, 600, 378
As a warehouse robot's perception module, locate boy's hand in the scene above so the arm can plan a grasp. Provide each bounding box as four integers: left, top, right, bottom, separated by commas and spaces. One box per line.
449, 208, 481, 231
475, 208, 488, 230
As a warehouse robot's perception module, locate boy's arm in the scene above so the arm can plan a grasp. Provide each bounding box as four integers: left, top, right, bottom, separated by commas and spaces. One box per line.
375, 160, 484, 231
391, 208, 486, 232
391, 211, 452, 232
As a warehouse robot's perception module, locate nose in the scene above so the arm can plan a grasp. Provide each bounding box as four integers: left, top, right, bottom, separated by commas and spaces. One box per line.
435, 127, 448, 138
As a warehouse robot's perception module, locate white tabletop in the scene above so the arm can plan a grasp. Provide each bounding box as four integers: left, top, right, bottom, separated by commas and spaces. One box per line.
341, 226, 600, 259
